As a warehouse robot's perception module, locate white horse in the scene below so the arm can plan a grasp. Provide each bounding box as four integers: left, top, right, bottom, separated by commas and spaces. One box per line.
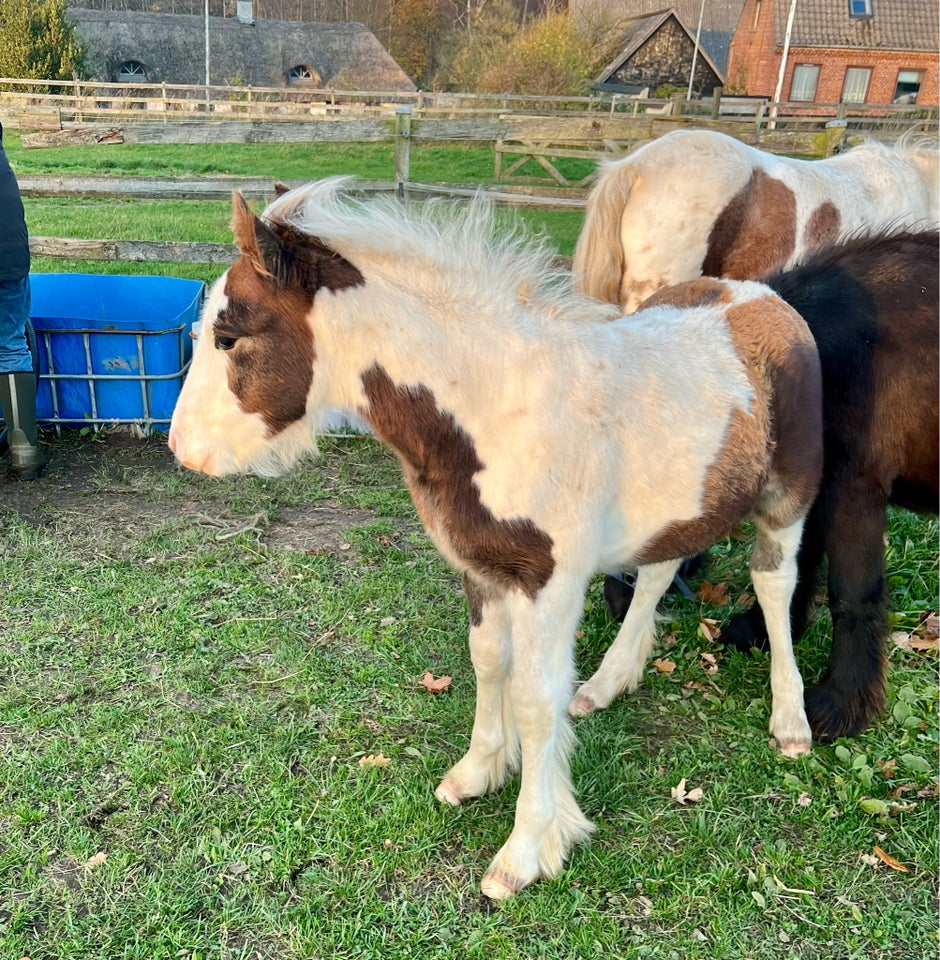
169, 179, 822, 898
573, 129, 940, 312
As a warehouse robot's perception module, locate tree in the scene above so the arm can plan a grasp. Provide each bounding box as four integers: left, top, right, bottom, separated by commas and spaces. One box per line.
0, 0, 85, 81
385, 0, 456, 88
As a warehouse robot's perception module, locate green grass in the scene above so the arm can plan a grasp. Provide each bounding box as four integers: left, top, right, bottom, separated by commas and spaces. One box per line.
9, 130, 588, 265
0, 434, 936, 959
0, 132, 936, 957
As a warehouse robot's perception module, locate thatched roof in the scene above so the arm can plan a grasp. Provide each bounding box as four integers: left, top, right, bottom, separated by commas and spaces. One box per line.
68, 8, 416, 91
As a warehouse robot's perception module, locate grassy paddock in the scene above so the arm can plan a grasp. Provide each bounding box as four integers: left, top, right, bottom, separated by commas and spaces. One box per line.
0, 434, 936, 960
0, 134, 937, 958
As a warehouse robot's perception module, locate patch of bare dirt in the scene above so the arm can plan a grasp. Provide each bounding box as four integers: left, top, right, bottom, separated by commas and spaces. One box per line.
0, 431, 377, 557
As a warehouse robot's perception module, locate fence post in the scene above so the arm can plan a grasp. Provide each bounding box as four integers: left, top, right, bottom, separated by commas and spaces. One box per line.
711, 86, 722, 120
395, 105, 411, 199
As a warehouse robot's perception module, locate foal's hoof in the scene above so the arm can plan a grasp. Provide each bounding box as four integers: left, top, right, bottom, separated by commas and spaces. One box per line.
772, 737, 813, 758
434, 778, 466, 807
568, 692, 599, 717
481, 869, 526, 901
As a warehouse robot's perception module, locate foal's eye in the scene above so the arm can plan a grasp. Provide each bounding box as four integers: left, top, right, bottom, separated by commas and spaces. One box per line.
214, 335, 238, 351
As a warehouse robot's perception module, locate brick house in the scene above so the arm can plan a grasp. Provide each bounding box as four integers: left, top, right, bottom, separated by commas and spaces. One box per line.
725, 0, 938, 106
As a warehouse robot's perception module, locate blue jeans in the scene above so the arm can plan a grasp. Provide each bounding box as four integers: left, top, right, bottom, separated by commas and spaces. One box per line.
0, 276, 32, 373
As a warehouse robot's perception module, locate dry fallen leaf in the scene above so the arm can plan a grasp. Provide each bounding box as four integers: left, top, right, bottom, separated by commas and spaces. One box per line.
797, 792, 812, 806
358, 753, 391, 768
697, 581, 730, 606
671, 778, 704, 805
84, 852, 108, 871
652, 657, 676, 674
873, 845, 910, 872
420, 671, 452, 694
700, 652, 719, 675
698, 618, 721, 642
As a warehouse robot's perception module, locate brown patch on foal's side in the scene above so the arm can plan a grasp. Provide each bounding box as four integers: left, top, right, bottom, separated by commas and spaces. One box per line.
634, 406, 767, 565
635, 294, 822, 563
723, 297, 823, 529
703, 169, 797, 280
640, 277, 734, 310
359, 365, 555, 599
803, 201, 841, 250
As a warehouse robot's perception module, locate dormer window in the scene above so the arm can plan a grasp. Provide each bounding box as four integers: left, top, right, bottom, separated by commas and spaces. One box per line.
849, 0, 872, 17
117, 60, 148, 83
288, 64, 321, 86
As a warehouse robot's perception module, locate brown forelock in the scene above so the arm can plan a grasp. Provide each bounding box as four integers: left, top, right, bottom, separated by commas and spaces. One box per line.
359, 365, 555, 599
702, 169, 797, 280
219, 202, 365, 435
639, 277, 734, 311
803, 201, 841, 250
723, 297, 823, 529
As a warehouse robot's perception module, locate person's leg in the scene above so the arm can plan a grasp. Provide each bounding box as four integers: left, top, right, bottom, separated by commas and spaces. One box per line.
0, 278, 46, 479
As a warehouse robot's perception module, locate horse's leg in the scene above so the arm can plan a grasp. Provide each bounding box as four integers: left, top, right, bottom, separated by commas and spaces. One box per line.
570, 559, 681, 716
749, 516, 812, 756
722, 494, 827, 652
805, 475, 889, 740
480, 576, 594, 900
436, 575, 516, 805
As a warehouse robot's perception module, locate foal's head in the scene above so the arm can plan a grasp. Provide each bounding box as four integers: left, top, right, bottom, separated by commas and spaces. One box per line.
168, 191, 363, 476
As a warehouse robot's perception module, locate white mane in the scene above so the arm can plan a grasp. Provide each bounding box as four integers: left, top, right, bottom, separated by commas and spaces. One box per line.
262, 177, 621, 327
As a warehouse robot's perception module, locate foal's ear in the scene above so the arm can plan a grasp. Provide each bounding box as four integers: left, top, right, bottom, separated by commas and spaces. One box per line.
231, 190, 295, 281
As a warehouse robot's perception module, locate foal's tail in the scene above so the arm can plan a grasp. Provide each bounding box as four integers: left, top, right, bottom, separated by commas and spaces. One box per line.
573, 158, 639, 311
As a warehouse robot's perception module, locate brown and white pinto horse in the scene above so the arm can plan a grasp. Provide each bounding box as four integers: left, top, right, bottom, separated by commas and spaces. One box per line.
573, 129, 939, 313
169, 180, 822, 898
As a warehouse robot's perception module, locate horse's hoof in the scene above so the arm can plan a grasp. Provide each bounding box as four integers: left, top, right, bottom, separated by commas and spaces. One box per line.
481, 869, 526, 901
805, 680, 881, 741
772, 736, 813, 758
568, 692, 599, 717
434, 778, 465, 807
720, 607, 769, 653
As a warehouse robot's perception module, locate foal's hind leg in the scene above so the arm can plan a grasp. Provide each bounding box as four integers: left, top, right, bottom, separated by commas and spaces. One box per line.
570, 559, 681, 716
721, 494, 827, 652
750, 516, 812, 756
436, 575, 517, 805
805, 475, 890, 740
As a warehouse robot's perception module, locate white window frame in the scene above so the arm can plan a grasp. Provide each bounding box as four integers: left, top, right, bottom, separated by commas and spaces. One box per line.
841, 67, 872, 103
790, 64, 820, 102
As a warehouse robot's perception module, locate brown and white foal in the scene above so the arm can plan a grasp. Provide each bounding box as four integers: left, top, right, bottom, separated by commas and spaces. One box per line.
169, 180, 822, 898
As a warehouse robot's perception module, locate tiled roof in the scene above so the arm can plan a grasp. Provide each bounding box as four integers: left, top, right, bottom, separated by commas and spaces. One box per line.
775, 0, 939, 51
571, 0, 748, 72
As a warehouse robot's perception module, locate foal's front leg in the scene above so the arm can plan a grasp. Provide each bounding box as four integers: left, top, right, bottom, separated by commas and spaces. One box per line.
436, 574, 516, 805
480, 576, 594, 900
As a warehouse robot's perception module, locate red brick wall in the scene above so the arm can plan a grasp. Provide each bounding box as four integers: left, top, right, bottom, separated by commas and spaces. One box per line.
726, 0, 782, 95
726, 0, 939, 105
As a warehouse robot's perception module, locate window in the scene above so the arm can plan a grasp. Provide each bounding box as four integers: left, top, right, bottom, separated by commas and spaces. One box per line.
841, 67, 871, 103
117, 60, 148, 83
288, 65, 321, 86
848, 0, 872, 15
790, 64, 820, 102
894, 69, 923, 103
751, 0, 762, 29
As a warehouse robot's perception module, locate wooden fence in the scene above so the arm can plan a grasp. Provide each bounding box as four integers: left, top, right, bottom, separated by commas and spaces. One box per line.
4, 77, 937, 187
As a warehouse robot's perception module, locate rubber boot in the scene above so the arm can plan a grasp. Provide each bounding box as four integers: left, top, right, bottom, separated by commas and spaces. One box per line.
0, 372, 47, 480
